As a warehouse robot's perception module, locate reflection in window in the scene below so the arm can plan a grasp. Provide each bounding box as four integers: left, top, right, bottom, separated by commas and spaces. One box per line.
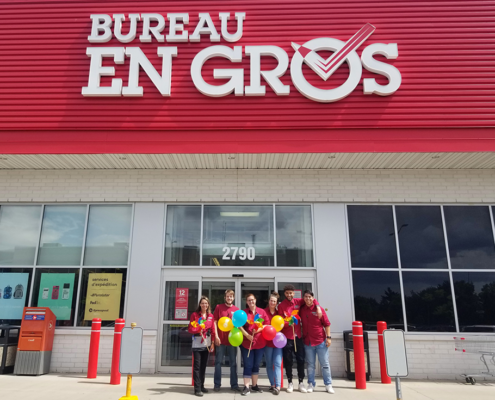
161, 324, 193, 366
453, 272, 495, 332
0, 268, 33, 325
0, 206, 41, 265
202, 206, 274, 267
83, 205, 132, 266
276, 206, 313, 267
444, 206, 495, 269
164, 206, 201, 266
402, 272, 455, 332
37, 205, 87, 266
352, 271, 404, 331
396, 206, 448, 269
164, 281, 198, 321
348, 206, 398, 269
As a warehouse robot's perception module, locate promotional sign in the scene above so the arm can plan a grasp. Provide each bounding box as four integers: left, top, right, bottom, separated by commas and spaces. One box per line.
0, 272, 29, 320
37, 273, 75, 320
84, 273, 122, 321
175, 288, 189, 320
293, 290, 302, 300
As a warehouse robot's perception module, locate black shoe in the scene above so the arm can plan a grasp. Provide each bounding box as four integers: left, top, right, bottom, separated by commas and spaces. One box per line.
269, 387, 275, 392
231, 386, 241, 392
251, 385, 263, 393
201, 387, 209, 393
241, 386, 251, 396
195, 391, 204, 397
273, 388, 280, 396
214, 387, 220, 392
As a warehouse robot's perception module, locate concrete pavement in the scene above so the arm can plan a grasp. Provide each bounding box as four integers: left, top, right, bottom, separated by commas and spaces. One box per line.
0, 374, 494, 400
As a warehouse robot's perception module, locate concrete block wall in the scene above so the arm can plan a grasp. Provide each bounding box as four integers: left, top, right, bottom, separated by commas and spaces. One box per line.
50, 330, 157, 374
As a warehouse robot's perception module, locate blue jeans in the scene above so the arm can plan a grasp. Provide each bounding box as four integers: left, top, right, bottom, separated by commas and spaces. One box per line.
214, 344, 239, 388
265, 347, 283, 387
240, 346, 265, 378
305, 341, 332, 386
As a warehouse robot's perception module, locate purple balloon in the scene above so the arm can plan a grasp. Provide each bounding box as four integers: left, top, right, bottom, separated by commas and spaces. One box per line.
273, 332, 287, 348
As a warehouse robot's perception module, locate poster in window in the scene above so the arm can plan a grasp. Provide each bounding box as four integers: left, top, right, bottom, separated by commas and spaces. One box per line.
0, 272, 29, 320
84, 273, 122, 321
37, 273, 75, 320
294, 290, 302, 299
175, 288, 189, 320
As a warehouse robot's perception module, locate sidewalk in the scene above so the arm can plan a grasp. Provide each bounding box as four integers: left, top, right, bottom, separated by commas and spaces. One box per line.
0, 374, 494, 400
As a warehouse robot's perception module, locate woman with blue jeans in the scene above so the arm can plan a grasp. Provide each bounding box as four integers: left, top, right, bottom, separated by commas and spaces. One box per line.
239, 293, 269, 396
264, 292, 283, 395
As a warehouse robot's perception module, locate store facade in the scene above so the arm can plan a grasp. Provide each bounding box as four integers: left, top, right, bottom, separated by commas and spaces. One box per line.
1, 0, 495, 380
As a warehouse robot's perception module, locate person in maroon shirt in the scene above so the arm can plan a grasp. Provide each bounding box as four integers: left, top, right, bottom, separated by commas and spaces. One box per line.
278, 284, 322, 393
299, 290, 334, 394
264, 292, 283, 395
239, 293, 269, 396
188, 296, 215, 397
212, 289, 241, 392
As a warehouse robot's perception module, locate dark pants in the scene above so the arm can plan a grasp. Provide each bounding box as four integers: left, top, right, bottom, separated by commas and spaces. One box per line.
193, 350, 209, 392
282, 336, 305, 383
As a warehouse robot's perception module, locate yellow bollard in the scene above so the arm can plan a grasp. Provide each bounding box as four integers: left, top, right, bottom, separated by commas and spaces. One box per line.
119, 323, 139, 400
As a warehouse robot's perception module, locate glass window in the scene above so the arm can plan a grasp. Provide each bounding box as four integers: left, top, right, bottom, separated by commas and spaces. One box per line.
164, 281, 198, 321
0, 206, 41, 265
83, 205, 132, 266
76, 268, 127, 327
37, 205, 87, 266
164, 206, 201, 266
395, 206, 448, 269
444, 206, 495, 269
352, 271, 404, 331
202, 206, 274, 267
276, 206, 314, 267
277, 282, 313, 304
0, 268, 33, 325
402, 272, 455, 332
453, 272, 495, 332
161, 324, 193, 366
31, 268, 80, 327
202, 281, 236, 311
348, 206, 398, 269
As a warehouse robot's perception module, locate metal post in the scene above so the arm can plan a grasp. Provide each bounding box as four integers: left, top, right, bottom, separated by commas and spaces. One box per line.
110, 318, 126, 385
126, 375, 132, 397
87, 318, 102, 379
377, 321, 391, 384
352, 321, 366, 389
395, 376, 402, 400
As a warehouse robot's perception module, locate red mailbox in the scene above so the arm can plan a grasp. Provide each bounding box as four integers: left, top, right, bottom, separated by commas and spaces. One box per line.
14, 307, 56, 375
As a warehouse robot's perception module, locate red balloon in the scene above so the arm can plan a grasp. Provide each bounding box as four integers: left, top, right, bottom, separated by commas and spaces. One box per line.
262, 325, 277, 341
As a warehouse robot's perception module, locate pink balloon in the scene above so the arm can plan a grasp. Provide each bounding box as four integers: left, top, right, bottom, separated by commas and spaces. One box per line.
262, 325, 277, 341
273, 332, 287, 348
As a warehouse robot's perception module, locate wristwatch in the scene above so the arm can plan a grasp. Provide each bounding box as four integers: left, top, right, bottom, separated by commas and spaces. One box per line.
326, 336, 332, 339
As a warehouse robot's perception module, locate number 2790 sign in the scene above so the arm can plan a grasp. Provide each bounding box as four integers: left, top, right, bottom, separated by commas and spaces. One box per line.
222, 246, 255, 260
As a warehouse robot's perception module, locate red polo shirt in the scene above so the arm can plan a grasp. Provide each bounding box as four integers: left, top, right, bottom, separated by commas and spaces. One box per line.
278, 297, 319, 340
213, 303, 239, 346
299, 302, 330, 346
188, 311, 216, 341
264, 306, 278, 348
242, 307, 269, 350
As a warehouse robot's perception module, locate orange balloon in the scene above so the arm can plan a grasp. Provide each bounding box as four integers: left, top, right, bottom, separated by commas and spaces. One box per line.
271, 315, 284, 332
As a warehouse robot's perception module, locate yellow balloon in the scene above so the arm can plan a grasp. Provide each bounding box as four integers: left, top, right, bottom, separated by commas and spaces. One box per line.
218, 317, 234, 332
271, 315, 285, 332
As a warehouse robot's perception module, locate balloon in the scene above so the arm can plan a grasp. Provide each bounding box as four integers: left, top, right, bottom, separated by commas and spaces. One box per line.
218, 317, 234, 332
232, 310, 248, 327
262, 325, 277, 341
273, 332, 287, 348
271, 315, 284, 332
228, 327, 243, 346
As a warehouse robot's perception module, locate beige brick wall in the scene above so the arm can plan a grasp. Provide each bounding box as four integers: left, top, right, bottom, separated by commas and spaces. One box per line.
0, 169, 494, 203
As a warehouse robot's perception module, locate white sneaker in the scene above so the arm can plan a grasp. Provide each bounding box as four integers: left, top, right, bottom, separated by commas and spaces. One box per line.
298, 383, 307, 393
286, 382, 294, 393
325, 384, 335, 394
307, 383, 314, 393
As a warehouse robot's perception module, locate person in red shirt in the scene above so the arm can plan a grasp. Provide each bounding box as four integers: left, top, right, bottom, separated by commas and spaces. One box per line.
299, 290, 334, 394
212, 289, 241, 392
264, 291, 283, 395
278, 284, 322, 393
188, 296, 215, 397
239, 293, 269, 396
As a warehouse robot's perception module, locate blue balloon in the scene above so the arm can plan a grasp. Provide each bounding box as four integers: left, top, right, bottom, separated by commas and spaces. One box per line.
232, 310, 247, 327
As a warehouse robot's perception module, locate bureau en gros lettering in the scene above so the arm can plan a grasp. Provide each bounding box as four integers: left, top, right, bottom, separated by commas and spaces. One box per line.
82, 13, 401, 103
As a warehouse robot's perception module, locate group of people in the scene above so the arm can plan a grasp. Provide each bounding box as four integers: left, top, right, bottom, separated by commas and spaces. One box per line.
187, 285, 334, 397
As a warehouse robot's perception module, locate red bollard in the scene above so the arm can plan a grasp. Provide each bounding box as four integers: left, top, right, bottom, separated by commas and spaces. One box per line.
87, 318, 102, 379
352, 321, 366, 390
110, 318, 125, 385
377, 321, 392, 384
